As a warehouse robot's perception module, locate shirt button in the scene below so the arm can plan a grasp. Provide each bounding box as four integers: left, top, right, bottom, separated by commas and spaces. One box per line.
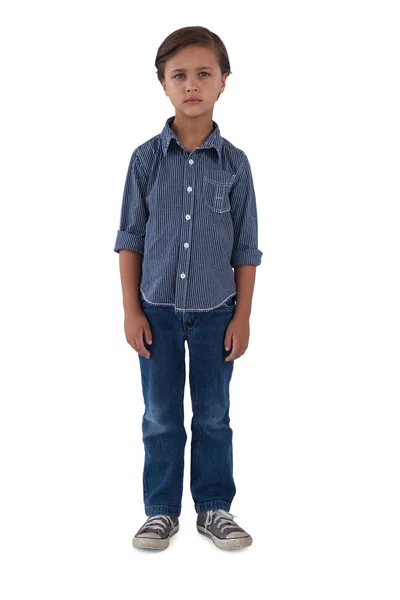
187, 186, 192, 192
185, 214, 191, 220
188, 159, 194, 165
184, 242, 189, 248
180, 273, 186, 279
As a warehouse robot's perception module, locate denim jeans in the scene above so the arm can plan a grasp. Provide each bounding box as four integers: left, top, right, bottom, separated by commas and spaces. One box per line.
137, 292, 237, 517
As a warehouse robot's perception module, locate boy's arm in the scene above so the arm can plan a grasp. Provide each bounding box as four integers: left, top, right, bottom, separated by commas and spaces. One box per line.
230, 153, 263, 317
119, 250, 143, 314
234, 265, 256, 318
114, 149, 149, 314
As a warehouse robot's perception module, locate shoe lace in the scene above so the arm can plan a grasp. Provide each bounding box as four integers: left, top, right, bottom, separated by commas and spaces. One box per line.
204, 509, 239, 533
140, 514, 174, 535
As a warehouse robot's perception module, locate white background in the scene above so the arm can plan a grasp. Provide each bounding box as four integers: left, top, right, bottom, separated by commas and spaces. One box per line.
1, 1, 399, 598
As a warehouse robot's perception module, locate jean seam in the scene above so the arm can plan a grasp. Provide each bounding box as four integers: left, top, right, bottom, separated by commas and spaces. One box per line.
145, 505, 181, 509
190, 367, 200, 493
195, 501, 232, 513
178, 363, 185, 422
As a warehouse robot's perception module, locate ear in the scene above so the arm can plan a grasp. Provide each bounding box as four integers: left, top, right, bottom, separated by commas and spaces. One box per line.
220, 73, 228, 92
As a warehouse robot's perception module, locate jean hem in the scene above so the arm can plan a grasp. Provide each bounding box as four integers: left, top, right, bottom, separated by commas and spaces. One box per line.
145, 505, 181, 517
195, 500, 232, 514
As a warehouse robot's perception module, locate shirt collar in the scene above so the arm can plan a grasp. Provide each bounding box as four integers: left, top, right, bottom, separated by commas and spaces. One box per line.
160, 115, 222, 164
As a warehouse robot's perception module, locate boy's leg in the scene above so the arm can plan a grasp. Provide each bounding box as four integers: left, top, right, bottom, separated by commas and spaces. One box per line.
138, 304, 187, 517
186, 297, 237, 514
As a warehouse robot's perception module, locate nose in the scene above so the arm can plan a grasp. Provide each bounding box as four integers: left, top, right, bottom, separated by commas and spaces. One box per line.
186, 77, 198, 91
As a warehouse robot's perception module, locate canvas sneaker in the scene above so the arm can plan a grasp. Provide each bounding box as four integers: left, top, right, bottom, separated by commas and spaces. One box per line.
132, 514, 179, 550
196, 509, 252, 550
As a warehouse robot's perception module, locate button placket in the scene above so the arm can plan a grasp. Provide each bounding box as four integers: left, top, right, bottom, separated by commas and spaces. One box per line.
178, 156, 197, 307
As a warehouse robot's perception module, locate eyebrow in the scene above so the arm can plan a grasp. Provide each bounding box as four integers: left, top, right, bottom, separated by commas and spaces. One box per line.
170, 66, 215, 72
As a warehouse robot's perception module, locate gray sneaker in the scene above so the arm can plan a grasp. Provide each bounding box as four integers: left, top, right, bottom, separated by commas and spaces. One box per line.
132, 515, 179, 550
196, 509, 253, 550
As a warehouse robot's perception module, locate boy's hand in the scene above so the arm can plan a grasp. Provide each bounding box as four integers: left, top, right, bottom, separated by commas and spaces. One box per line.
124, 311, 153, 359
224, 314, 250, 361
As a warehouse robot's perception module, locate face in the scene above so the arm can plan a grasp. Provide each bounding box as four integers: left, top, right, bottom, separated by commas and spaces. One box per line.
161, 45, 227, 115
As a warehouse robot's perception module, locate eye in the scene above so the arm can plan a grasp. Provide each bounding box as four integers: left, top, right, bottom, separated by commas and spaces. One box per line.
174, 72, 210, 79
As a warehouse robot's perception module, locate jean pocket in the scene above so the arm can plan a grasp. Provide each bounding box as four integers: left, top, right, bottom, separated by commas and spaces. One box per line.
220, 295, 236, 310
139, 291, 151, 307
202, 170, 235, 213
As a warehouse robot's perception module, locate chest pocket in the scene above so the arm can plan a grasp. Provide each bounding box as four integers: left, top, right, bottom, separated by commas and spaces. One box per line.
202, 170, 235, 213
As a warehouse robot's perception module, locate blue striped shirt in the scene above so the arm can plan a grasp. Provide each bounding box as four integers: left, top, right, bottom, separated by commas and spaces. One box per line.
114, 115, 263, 312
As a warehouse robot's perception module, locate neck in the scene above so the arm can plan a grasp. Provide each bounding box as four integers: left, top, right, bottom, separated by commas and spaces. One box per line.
170, 113, 214, 151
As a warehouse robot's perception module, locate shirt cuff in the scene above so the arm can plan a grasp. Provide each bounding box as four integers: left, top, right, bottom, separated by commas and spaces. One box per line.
114, 230, 144, 254
231, 248, 263, 267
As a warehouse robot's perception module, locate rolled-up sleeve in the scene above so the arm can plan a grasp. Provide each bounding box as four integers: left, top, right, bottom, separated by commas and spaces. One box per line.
114, 149, 149, 254
229, 153, 263, 267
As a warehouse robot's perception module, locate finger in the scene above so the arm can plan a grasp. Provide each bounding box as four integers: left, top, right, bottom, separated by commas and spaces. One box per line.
127, 338, 143, 357
225, 336, 237, 361
137, 332, 151, 359
224, 333, 232, 351
143, 327, 153, 345
126, 337, 137, 351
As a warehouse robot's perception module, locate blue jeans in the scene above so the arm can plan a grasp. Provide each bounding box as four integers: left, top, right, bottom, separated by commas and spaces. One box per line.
137, 293, 237, 517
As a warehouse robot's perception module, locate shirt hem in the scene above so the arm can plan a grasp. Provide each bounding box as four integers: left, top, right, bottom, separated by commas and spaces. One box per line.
140, 290, 236, 312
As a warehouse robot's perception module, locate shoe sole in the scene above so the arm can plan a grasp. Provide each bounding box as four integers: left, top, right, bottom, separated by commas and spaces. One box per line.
132, 524, 179, 550
196, 524, 253, 550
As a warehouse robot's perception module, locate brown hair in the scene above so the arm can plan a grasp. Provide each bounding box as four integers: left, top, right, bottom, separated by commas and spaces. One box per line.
155, 26, 232, 100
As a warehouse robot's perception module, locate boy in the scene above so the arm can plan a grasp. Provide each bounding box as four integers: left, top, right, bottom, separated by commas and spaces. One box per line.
114, 26, 263, 551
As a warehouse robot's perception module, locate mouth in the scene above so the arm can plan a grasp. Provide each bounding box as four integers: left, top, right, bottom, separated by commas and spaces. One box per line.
185, 99, 201, 103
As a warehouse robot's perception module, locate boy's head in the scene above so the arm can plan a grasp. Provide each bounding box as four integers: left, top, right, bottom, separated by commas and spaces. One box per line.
156, 26, 231, 117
